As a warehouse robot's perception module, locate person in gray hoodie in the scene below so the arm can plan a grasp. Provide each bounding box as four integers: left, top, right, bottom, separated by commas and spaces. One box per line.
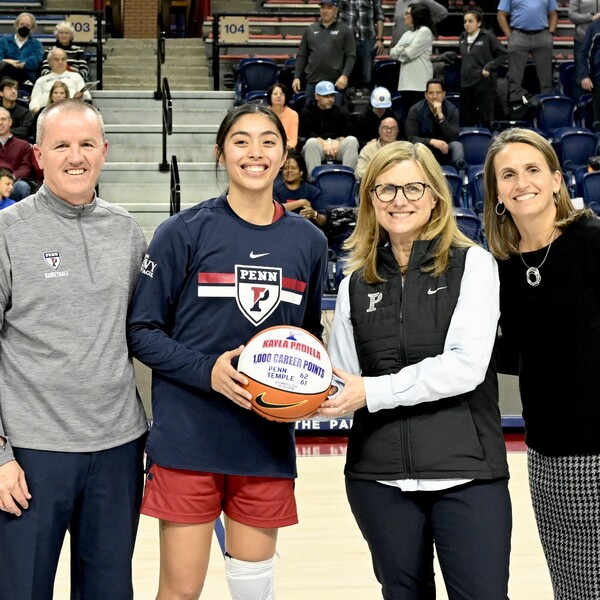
0, 99, 148, 600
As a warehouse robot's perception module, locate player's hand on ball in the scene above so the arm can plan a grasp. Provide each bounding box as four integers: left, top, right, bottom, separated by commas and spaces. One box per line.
211, 345, 252, 409
318, 367, 366, 418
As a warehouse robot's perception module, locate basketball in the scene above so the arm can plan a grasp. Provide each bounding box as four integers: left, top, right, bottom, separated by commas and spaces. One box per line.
237, 325, 333, 422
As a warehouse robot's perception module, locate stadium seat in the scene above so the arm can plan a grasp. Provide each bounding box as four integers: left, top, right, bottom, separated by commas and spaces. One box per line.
442, 62, 461, 93
533, 94, 576, 136
576, 94, 594, 130
559, 62, 576, 99
244, 90, 268, 103
445, 92, 461, 113
580, 171, 600, 213
466, 166, 485, 213
311, 165, 357, 211
453, 207, 483, 244
443, 167, 464, 207
552, 127, 599, 173
234, 58, 278, 105
456, 127, 493, 169
372, 59, 400, 93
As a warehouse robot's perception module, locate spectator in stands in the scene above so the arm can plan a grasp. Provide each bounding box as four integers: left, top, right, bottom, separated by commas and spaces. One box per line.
0, 169, 15, 210
0, 77, 33, 140
580, 18, 600, 125
483, 126, 600, 600
459, 8, 507, 128
570, 0, 600, 100
355, 116, 401, 179
300, 80, 360, 177
0, 107, 32, 200
355, 86, 404, 147
391, 0, 448, 45
497, 0, 558, 113
47, 80, 71, 105
40, 21, 89, 81
338, 0, 386, 96
274, 150, 327, 227
390, 3, 434, 117
29, 49, 91, 115
405, 78, 466, 170
267, 83, 298, 148
0, 13, 44, 85
292, 0, 356, 104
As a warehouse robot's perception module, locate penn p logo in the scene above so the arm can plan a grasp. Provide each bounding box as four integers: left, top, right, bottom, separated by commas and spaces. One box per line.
235, 265, 282, 325
43, 251, 61, 271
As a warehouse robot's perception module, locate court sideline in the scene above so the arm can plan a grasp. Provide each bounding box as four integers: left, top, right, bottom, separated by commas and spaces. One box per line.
53, 438, 554, 599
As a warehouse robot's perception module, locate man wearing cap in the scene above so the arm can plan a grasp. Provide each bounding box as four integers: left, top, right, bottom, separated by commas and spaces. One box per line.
497, 0, 558, 110
354, 86, 404, 146
355, 116, 400, 180
299, 80, 360, 177
0, 78, 33, 140
292, 0, 356, 104
405, 78, 466, 170
338, 0, 385, 95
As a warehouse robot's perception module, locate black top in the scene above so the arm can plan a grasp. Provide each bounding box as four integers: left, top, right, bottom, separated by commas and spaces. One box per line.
498, 216, 600, 455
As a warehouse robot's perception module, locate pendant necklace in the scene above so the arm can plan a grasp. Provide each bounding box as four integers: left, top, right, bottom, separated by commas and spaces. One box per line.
519, 230, 556, 287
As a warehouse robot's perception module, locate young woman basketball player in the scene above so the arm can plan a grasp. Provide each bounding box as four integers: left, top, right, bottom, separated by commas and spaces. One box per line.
127, 103, 328, 600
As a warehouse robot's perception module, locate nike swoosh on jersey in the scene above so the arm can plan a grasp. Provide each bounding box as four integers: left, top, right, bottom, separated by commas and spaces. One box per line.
249, 251, 270, 259
254, 392, 307, 410
427, 286, 448, 295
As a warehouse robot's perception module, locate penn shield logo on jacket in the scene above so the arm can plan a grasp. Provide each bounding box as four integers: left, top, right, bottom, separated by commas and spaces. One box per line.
197, 265, 307, 326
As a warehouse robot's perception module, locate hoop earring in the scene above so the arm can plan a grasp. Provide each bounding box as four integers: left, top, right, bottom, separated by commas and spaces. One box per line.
495, 202, 506, 216
554, 192, 559, 205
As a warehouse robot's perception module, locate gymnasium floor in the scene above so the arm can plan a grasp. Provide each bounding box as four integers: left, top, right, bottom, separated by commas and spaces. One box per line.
54, 434, 555, 599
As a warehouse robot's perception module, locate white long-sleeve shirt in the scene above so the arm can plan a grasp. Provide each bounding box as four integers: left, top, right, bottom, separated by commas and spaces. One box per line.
29, 71, 91, 113
328, 245, 500, 491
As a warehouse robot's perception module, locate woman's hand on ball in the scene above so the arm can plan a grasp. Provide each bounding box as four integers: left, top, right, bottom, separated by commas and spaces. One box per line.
318, 367, 366, 417
211, 346, 252, 409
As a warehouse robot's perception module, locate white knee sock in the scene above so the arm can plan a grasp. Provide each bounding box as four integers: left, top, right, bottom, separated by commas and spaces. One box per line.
224, 554, 276, 600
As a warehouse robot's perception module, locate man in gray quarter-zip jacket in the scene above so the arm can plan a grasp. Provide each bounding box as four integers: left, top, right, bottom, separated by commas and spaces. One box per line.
0, 100, 148, 600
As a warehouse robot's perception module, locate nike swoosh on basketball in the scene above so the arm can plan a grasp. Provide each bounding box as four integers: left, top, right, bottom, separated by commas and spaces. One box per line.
250, 251, 270, 259
427, 286, 448, 295
255, 392, 306, 410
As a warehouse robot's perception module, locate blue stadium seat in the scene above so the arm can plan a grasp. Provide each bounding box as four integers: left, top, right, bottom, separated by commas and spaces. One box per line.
559, 62, 576, 99
453, 207, 483, 244
576, 94, 594, 130
533, 95, 576, 136
234, 58, 278, 105
311, 165, 357, 211
443, 168, 464, 208
581, 171, 600, 213
372, 59, 400, 93
445, 92, 461, 113
456, 127, 493, 169
442, 62, 461, 93
244, 90, 268, 103
552, 127, 599, 173
466, 166, 485, 213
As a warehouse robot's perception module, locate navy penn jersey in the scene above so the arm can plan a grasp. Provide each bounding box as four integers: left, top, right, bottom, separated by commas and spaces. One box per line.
127, 195, 328, 478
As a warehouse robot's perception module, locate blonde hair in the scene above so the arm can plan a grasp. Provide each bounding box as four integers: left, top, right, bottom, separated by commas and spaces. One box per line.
483, 128, 590, 260
344, 141, 473, 283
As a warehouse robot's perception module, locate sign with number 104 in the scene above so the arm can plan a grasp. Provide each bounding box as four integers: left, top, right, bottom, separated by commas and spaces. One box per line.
66, 14, 95, 43
220, 16, 249, 43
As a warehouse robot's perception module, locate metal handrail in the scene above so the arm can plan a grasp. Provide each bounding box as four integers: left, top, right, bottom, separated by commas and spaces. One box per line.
159, 77, 172, 172
170, 155, 181, 216
155, 12, 166, 100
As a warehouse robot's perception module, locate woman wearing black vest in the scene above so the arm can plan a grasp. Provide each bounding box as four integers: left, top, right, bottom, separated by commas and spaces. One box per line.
319, 141, 511, 600
484, 128, 600, 599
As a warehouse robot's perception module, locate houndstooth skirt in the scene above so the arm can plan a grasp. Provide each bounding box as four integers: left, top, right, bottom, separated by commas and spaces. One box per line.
528, 448, 600, 600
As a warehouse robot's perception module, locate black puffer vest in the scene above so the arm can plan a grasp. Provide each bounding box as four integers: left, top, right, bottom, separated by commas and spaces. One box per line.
346, 241, 509, 481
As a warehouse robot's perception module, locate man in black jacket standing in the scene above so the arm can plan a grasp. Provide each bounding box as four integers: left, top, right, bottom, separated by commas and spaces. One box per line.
300, 80, 360, 178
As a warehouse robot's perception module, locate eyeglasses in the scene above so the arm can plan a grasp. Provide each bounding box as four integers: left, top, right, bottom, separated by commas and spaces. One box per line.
370, 182, 430, 202
380, 126, 398, 132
